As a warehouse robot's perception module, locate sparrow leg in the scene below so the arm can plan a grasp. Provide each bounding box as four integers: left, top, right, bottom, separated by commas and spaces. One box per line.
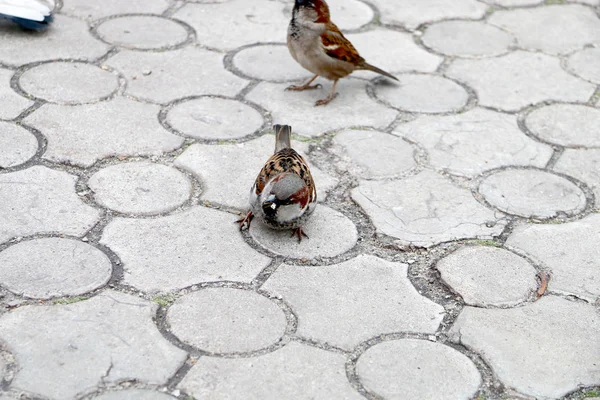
285, 75, 321, 91
290, 226, 309, 242
235, 211, 254, 231
315, 80, 339, 106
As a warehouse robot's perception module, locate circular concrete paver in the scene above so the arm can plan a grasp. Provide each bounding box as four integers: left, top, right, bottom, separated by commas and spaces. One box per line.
233, 44, 309, 82
19, 61, 119, 104
479, 169, 587, 219
525, 104, 600, 148
95, 389, 177, 400
96, 15, 189, 50
88, 162, 192, 215
422, 21, 514, 57
0, 122, 37, 168
356, 339, 481, 400
567, 47, 600, 84
168, 288, 288, 354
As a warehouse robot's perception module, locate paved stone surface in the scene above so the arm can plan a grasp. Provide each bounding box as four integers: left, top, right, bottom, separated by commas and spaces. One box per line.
483, 0, 543, 6
179, 342, 362, 400
88, 162, 192, 215
0, 291, 187, 400
165, 97, 264, 140
0, 122, 37, 169
96, 16, 189, 50
0, 166, 100, 243
352, 170, 506, 247
61, 0, 169, 19
447, 51, 596, 111
555, 149, 600, 201
356, 339, 481, 400
233, 44, 311, 82
525, 104, 600, 148
506, 214, 600, 302
393, 108, 553, 177
25, 97, 183, 167
0, 68, 34, 120
0, 238, 111, 299
448, 296, 600, 399
331, 129, 416, 179
567, 46, 600, 84
94, 390, 176, 400
479, 169, 587, 219
168, 288, 287, 353
437, 246, 538, 307
263, 255, 444, 349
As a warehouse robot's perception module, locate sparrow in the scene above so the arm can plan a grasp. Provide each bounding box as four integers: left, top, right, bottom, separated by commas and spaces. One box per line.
0, 0, 54, 31
287, 0, 398, 106
237, 124, 317, 241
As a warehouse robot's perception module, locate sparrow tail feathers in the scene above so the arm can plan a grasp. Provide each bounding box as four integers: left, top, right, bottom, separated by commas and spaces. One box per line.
359, 62, 398, 81
274, 124, 292, 153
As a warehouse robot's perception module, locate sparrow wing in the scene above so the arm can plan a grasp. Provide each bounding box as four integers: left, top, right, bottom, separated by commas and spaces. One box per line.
320, 23, 364, 65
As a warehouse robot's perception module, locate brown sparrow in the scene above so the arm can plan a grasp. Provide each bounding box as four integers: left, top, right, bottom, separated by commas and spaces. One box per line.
237, 124, 317, 241
287, 0, 398, 106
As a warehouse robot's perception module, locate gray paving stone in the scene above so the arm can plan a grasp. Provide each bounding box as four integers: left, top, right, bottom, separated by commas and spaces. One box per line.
422, 21, 515, 57
96, 16, 189, 50
352, 170, 506, 247
0, 122, 37, 169
0, 68, 33, 120
0, 15, 110, 67
174, 135, 338, 210
262, 255, 444, 349
24, 97, 183, 167
19, 62, 119, 104
448, 296, 600, 399
356, 339, 481, 400
447, 51, 596, 111
525, 104, 600, 148
323, 0, 374, 30
483, 0, 543, 5
0, 166, 100, 244
168, 288, 287, 353
506, 214, 600, 302
100, 206, 271, 292
437, 246, 538, 307
555, 149, 600, 201
88, 162, 192, 215
331, 129, 416, 179
488, 5, 600, 55
0, 238, 112, 300
95, 390, 176, 400
250, 205, 357, 259
374, 73, 469, 113
0, 353, 5, 381
393, 108, 553, 177
568, 0, 600, 5
479, 169, 587, 219
165, 97, 264, 140
567, 47, 600, 84
373, 0, 488, 30
61, 0, 169, 19
232, 44, 312, 82
179, 342, 362, 400
105, 48, 248, 104
0, 291, 188, 400
246, 81, 398, 137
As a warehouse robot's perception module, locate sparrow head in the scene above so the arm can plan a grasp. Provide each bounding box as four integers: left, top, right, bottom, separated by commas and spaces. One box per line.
260, 173, 310, 222
293, 0, 330, 24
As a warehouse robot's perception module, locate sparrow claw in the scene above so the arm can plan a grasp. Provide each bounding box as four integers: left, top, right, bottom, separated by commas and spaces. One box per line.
236, 211, 254, 231
290, 227, 309, 242
315, 92, 338, 106
285, 83, 322, 91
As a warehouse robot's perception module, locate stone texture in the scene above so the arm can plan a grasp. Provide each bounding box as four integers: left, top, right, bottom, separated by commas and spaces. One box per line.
555, 149, 600, 201
374, 74, 469, 113
250, 206, 357, 259
100, 206, 271, 292
489, 5, 600, 55
567, 47, 600, 84
356, 339, 481, 400
96, 16, 189, 50
0, 291, 187, 400
179, 342, 362, 400
0, 122, 37, 168
61, 0, 169, 19
506, 214, 600, 301
483, 0, 544, 5
233, 44, 320, 82
0, 15, 110, 67
174, 135, 338, 210
374, 0, 488, 30
479, 169, 587, 219
323, 0, 374, 30
422, 21, 515, 57
332, 129, 416, 179
88, 162, 192, 215
393, 108, 553, 177
0, 238, 112, 300
168, 288, 287, 353
95, 390, 176, 400
262, 255, 444, 349
0, 166, 100, 244
165, 97, 264, 140
448, 296, 600, 399
437, 246, 538, 307
105, 48, 247, 104
352, 170, 506, 247
447, 51, 596, 111
24, 97, 183, 167
19, 62, 119, 104
0, 68, 33, 120
525, 104, 600, 148
246, 81, 398, 137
